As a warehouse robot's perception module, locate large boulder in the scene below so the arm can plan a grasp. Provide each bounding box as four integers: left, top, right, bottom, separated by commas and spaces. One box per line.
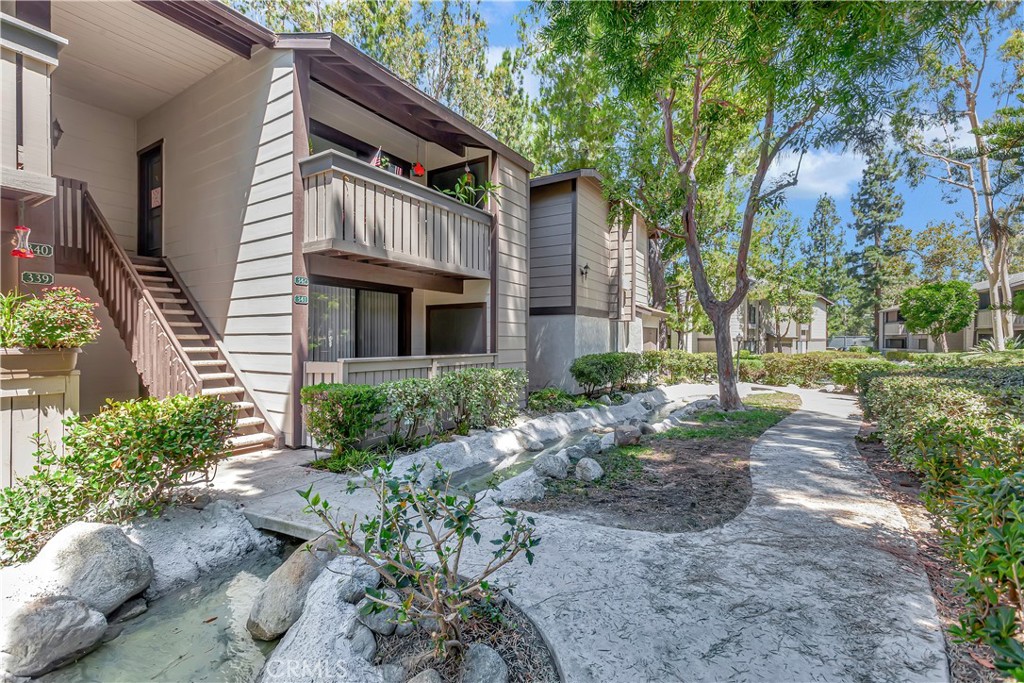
0, 595, 106, 677
533, 451, 570, 479
461, 644, 508, 683
599, 432, 616, 452
576, 434, 603, 456
614, 424, 641, 447
492, 470, 546, 504
32, 522, 153, 615
562, 445, 586, 463
575, 458, 604, 482
259, 563, 379, 683
247, 537, 337, 641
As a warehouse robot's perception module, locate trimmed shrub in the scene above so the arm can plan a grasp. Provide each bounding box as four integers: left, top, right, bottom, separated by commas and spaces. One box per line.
300, 383, 386, 454
636, 351, 665, 388
847, 345, 874, 354
761, 351, 870, 387
738, 358, 766, 383
10, 286, 101, 349
570, 353, 627, 396
829, 358, 895, 392
439, 367, 527, 433
383, 377, 443, 447
0, 395, 236, 564
660, 350, 717, 383
527, 388, 579, 413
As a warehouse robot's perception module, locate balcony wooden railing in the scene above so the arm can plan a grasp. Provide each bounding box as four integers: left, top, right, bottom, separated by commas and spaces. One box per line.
304, 353, 497, 388
54, 177, 202, 398
300, 151, 492, 280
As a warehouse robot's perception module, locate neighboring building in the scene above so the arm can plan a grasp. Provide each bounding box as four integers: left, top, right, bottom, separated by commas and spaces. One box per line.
679, 293, 830, 355
1, 1, 532, 451
879, 273, 1024, 352
526, 170, 665, 392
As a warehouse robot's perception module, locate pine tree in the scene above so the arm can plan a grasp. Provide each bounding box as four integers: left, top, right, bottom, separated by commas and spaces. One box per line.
802, 194, 855, 333
849, 149, 904, 338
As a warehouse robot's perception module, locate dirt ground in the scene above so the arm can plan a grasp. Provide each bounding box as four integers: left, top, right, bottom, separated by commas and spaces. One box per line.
855, 424, 1010, 683
373, 599, 559, 683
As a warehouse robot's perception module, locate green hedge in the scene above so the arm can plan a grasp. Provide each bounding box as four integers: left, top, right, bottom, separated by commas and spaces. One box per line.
301, 367, 527, 452
760, 351, 872, 387
861, 367, 1024, 676
660, 350, 718, 384
0, 395, 236, 564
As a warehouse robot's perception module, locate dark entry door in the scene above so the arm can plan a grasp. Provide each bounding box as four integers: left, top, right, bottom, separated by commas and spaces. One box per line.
138, 144, 163, 257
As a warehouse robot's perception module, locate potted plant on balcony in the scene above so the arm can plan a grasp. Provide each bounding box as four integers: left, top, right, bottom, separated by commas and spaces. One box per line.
0, 286, 101, 377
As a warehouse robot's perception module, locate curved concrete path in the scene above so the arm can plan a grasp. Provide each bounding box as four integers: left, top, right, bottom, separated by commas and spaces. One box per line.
222, 387, 948, 682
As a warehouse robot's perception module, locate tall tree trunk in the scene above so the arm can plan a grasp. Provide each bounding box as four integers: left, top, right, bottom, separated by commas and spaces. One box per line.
647, 235, 669, 349
710, 310, 740, 409
937, 332, 948, 353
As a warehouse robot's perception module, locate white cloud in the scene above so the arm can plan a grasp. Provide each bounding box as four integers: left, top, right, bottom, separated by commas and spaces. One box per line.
767, 150, 866, 199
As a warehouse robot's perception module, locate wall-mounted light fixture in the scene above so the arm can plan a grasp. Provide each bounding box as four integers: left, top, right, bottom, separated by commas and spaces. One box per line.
579, 263, 589, 280
52, 119, 63, 149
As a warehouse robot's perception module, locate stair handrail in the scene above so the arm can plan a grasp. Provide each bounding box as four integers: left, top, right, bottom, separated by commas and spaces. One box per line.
82, 190, 204, 395
161, 256, 284, 447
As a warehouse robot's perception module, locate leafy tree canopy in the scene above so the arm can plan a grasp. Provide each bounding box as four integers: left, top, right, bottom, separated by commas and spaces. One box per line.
899, 281, 978, 348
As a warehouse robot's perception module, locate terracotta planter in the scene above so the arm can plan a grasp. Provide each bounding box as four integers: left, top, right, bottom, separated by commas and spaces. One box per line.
0, 347, 81, 378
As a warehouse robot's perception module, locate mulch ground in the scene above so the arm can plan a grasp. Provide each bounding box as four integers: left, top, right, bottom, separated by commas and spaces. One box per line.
855, 423, 1010, 683
517, 428, 754, 533
373, 599, 559, 683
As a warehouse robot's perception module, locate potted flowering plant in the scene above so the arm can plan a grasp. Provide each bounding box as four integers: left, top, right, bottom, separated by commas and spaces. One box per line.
0, 287, 101, 376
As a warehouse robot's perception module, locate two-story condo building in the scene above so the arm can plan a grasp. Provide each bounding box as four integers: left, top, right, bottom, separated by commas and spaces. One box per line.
1, 0, 532, 454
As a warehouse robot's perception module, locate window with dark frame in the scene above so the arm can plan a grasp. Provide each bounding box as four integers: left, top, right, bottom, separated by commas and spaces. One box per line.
428, 157, 489, 208
309, 119, 412, 177
307, 279, 411, 361
426, 303, 486, 355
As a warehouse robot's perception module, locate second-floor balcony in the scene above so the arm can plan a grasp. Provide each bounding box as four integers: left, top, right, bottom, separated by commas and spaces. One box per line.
300, 151, 492, 281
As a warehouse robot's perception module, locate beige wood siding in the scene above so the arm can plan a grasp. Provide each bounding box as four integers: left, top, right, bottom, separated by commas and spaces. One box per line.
575, 178, 613, 314
635, 215, 650, 307
528, 181, 573, 309
51, 94, 137, 250
495, 156, 529, 370
137, 48, 296, 440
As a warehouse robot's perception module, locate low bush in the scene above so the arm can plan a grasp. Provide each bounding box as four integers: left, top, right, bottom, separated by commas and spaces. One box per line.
528, 387, 589, 413
738, 358, 766, 383
847, 345, 874, 354
569, 353, 628, 396
660, 350, 718, 383
5, 286, 101, 349
761, 351, 871, 387
0, 395, 236, 564
861, 367, 1024, 675
300, 383, 386, 454
439, 367, 527, 433
829, 358, 895, 392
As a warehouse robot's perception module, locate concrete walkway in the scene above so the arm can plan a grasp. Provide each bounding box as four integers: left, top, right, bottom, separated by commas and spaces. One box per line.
211, 387, 948, 683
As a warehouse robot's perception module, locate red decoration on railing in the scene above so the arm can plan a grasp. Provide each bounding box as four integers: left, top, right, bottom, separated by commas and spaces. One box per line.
10, 225, 34, 258
413, 162, 425, 177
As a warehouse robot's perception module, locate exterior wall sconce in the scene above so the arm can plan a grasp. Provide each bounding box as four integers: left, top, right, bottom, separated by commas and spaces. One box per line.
579, 263, 589, 280
52, 119, 63, 149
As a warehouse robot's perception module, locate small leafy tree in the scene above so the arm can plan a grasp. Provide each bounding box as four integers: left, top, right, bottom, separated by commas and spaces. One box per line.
301, 461, 539, 658
899, 281, 978, 352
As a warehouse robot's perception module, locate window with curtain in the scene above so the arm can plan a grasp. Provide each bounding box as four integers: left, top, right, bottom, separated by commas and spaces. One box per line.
308, 283, 400, 361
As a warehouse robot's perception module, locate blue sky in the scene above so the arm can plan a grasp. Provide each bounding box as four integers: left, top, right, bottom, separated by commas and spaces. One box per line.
479, 0, 1011, 251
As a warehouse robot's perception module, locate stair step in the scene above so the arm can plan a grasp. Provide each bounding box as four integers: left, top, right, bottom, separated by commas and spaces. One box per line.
155, 297, 188, 305
234, 416, 266, 429
202, 386, 244, 397
192, 359, 228, 367
162, 309, 195, 316
147, 286, 181, 294
232, 401, 255, 411
182, 346, 218, 354
169, 321, 202, 328
227, 432, 276, 450
134, 264, 166, 273
199, 372, 235, 382
177, 334, 210, 341
140, 274, 173, 283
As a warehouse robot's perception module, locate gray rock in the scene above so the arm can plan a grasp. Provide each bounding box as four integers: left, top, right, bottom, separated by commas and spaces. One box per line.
461, 643, 508, 683
486, 425, 502, 433
335, 557, 382, 604
563, 445, 586, 463
0, 595, 107, 677
599, 432, 616, 452
355, 594, 398, 635
576, 433, 602, 455
126, 500, 280, 600
614, 424, 642, 447
259, 563, 379, 683
108, 597, 147, 624
348, 623, 377, 661
395, 620, 415, 637
597, 395, 613, 406
492, 470, 546, 504
638, 422, 656, 435
31, 522, 153, 615
189, 493, 212, 510
575, 458, 605, 482
533, 451, 570, 479
640, 400, 653, 410
101, 623, 124, 643
409, 669, 443, 683
375, 664, 406, 683
247, 537, 337, 640
524, 439, 545, 452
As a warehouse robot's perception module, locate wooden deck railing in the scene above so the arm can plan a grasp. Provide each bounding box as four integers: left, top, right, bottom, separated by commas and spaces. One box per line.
54, 177, 202, 398
300, 151, 492, 280
304, 353, 497, 388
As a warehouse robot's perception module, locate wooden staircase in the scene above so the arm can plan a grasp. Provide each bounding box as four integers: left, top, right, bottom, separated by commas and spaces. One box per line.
129, 256, 277, 452
53, 177, 280, 453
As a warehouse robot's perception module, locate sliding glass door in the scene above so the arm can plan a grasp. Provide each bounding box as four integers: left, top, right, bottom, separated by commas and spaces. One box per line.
308, 282, 404, 361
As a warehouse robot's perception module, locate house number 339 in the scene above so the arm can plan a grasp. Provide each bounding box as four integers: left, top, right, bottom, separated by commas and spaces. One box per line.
21, 271, 55, 285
